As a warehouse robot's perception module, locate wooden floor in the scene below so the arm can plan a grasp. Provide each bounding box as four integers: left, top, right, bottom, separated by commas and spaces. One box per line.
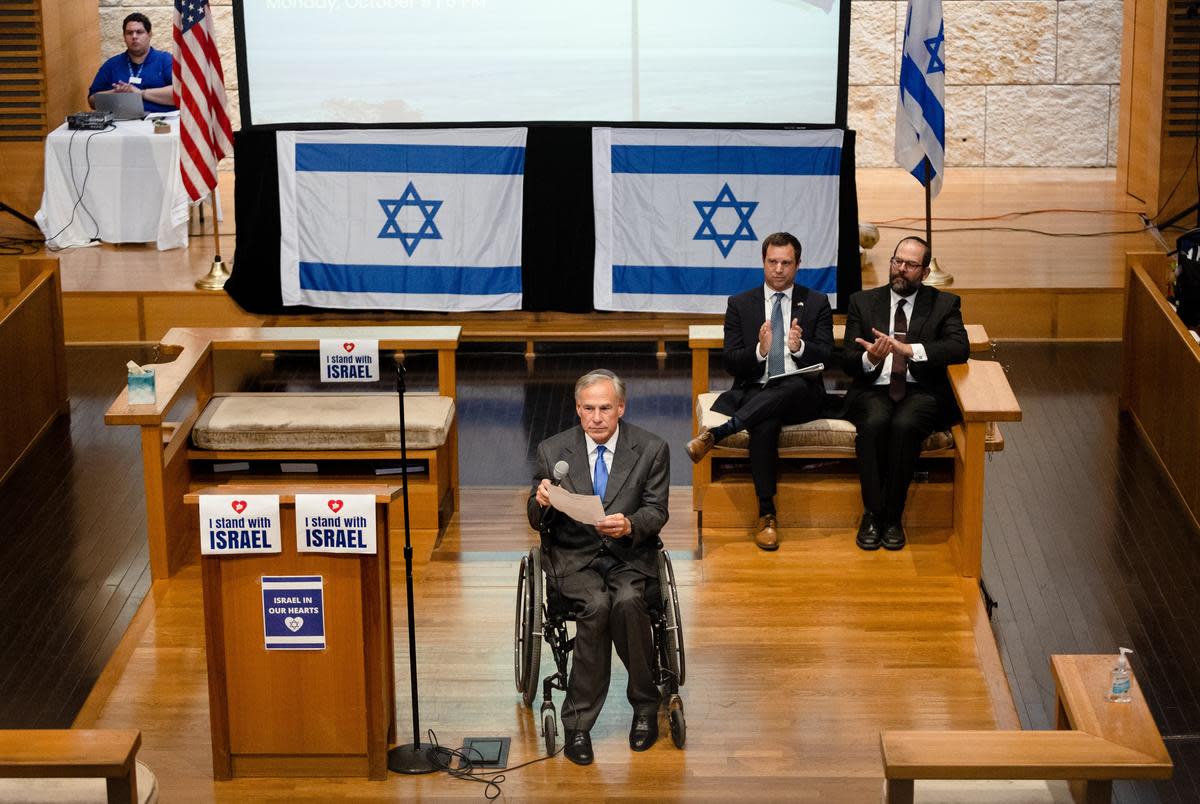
0, 342, 1189, 801
0, 167, 1168, 342
76, 522, 1007, 801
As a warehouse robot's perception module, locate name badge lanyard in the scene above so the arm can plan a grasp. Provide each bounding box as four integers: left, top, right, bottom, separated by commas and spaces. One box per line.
127, 56, 144, 85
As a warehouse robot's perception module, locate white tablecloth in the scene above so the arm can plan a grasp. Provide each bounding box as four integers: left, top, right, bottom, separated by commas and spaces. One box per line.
36, 118, 190, 251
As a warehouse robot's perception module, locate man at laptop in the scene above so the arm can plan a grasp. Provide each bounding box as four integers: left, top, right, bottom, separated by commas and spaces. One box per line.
88, 13, 176, 114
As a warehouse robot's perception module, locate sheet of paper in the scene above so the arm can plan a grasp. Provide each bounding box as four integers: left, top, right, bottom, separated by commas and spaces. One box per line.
547, 483, 607, 525
767, 361, 824, 384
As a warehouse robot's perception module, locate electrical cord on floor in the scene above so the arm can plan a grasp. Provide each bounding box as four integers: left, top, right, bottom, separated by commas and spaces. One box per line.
0, 236, 42, 257
873, 207, 1149, 224
424, 729, 564, 801
877, 222, 1153, 238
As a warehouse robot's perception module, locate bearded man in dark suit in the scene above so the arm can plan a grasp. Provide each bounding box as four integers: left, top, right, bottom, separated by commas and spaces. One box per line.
527, 369, 670, 766
684, 231, 833, 550
842, 236, 969, 551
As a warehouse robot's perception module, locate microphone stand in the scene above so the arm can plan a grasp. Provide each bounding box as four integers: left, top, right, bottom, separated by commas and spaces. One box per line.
387, 359, 452, 773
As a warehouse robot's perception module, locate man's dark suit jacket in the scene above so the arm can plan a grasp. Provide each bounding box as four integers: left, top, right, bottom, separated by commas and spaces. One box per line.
712, 284, 834, 416
840, 284, 970, 422
526, 421, 669, 579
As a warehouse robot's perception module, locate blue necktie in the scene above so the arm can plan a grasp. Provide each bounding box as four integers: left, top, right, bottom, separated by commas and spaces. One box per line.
768, 291, 786, 377
593, 444, 608, 500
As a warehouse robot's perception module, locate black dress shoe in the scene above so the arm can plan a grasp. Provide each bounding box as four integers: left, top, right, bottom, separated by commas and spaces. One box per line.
564, 729, 593, 765
882, 523, 907, 551
629, 711, 658, 751
856, 512, 882, 551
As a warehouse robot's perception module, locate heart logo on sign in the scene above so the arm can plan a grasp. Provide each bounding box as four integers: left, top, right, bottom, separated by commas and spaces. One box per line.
328, 499, 343, 513
343, 342, 355, 353
231, 500, 247, 514
284, 617, 304, 632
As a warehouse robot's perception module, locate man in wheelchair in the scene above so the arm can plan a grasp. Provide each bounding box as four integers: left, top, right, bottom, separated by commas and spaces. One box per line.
527, 369, 671, 765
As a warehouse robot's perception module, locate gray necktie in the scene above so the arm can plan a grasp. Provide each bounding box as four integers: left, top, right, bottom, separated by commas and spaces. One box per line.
768, 292, 785, 377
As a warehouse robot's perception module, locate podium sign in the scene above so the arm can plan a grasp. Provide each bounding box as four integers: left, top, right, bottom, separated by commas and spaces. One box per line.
263, 575, 326, 650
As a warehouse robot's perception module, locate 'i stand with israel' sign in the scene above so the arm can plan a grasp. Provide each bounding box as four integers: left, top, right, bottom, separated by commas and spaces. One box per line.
295, 494, 376, 554
199, 495, 281, 555
263, 575, 326, 651
319, 338, 379, 382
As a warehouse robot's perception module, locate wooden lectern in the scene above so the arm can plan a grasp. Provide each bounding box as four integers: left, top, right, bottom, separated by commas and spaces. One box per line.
186, 485, 399, 780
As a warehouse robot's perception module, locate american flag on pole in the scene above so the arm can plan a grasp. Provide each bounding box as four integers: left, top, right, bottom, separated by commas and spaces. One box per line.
173, 0, 233, 202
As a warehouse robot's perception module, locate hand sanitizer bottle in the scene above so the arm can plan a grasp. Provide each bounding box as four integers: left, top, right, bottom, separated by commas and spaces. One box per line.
1107, 647, 1133, 703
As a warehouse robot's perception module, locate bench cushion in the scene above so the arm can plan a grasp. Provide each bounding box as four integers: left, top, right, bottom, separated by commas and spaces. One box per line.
696, 392, 954, 455
193, 393, 454, 451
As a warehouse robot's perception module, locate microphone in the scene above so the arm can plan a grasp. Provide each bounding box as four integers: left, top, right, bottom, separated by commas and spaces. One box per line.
539, 461, 570, 533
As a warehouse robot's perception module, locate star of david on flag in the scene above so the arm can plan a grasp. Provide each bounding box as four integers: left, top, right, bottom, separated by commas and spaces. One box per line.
693, 183, 758, 258
277, 128, 527, 311
896, 0, 946, 197
378, 182, 443, 256
593, 128, 844, 314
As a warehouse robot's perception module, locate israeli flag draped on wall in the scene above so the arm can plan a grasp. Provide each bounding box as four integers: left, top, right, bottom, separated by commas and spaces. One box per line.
895, 0, 945, 197
593, 128, 843, 314
278, 128, 527, 311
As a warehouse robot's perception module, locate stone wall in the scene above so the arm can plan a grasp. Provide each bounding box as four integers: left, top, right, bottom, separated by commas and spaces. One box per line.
97, 0, 1122, 167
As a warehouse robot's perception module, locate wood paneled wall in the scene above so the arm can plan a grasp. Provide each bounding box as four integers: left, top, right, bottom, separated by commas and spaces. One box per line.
1121, 255, 1200, 532
1118, 0, 1198, 224
0, 257, 69, 486
0, 0, 100, 225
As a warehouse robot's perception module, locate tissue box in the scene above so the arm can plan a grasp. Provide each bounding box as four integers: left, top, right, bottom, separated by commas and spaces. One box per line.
127, 367, 156, 405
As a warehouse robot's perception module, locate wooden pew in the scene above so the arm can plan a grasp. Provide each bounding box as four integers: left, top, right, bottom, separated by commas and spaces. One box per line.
1120, 256, 1200, 534
0, 257, 68, 486
882, 654, 1173, 803
689, 324, 1019, 576
105, 326, 460, 580
0, 729, 143, 803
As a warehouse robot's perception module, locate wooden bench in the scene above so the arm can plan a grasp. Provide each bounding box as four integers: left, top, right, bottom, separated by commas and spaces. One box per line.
881, 654, 1173, 803
0, 729, 147, 803
689, 323, 1020, 575
105, 326, 460, 580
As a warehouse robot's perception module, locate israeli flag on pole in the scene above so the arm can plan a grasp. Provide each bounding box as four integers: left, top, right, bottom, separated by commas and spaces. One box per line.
278, 128, 526, 311
594, 128, 843, 313
896, 0, 946, 197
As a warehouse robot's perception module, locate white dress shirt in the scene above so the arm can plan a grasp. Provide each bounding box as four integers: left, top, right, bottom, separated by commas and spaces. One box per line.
755, 283, 806, 383
584, 427, 618, 483
866, 289, 929, 385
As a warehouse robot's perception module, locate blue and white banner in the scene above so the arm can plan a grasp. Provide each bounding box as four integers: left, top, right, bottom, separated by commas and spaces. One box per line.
896, 0, 945, 197
593, 128, 843, 314
278, 128, 527, 311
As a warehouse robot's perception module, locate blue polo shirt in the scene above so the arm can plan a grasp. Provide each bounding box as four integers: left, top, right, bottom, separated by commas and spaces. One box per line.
89, 47, 176, 113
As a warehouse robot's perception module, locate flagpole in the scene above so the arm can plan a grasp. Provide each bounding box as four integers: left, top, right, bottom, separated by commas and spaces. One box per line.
922, 157, 953, 286
195, 193, 230, 290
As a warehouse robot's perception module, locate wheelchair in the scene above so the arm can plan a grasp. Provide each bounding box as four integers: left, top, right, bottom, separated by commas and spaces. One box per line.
513, 541, 687, 755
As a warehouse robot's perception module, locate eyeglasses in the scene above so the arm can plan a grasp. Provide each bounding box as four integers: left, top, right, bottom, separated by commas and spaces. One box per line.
889, 257, 925, 271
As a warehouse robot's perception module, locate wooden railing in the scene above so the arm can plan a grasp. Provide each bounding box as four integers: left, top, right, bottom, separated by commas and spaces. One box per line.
0, 729, 142, 803
882, 654, 1172, 803
0, 257, 68, 486
1120, 256, 1200, 533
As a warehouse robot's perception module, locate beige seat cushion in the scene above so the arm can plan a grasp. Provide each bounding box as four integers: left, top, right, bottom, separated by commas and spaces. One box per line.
193, 393, 454, 451
696, 392, 953, 455
0, 759, 157, 803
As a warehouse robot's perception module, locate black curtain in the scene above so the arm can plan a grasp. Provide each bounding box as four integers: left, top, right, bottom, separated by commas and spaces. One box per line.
225, 125, 861, 315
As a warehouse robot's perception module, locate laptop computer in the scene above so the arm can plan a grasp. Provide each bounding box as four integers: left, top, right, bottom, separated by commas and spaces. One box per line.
93, 92, 146, 121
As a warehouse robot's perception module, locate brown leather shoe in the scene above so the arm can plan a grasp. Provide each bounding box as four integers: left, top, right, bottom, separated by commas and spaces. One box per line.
755, 514, 779, 551
685, 428, 715, 463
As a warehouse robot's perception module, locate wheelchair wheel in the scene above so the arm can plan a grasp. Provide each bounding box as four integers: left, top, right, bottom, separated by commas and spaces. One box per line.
513, 548, 543, 706
658, 551, 686, 687
541, 704, 558, 756
668, 694, 686, 748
